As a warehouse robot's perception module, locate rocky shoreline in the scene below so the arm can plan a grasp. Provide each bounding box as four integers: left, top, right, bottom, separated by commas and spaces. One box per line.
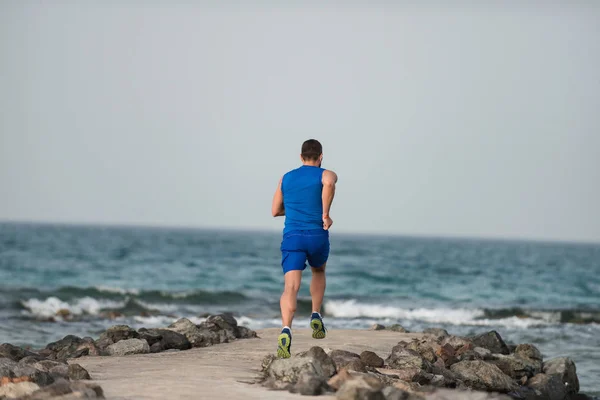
1, 317, 597, 400
1, 314, 257, 399
260, 325, 595, 400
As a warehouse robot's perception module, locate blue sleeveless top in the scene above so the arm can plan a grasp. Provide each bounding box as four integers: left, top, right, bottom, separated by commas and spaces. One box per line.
281, 165, 325, 234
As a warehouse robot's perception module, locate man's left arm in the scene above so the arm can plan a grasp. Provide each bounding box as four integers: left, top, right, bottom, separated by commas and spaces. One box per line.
271, 177, 285, 217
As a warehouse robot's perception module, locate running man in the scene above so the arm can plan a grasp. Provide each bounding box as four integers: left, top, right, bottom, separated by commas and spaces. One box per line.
271, 139, 338, 358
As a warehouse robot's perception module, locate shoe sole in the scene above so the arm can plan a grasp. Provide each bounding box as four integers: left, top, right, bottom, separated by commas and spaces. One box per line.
277, 333, 291, 358
311, 319, 326, 339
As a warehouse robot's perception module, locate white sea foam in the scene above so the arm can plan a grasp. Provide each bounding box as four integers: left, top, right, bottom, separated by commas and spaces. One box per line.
324, 299, 553, 328
21, 296, 124, 319
133, 315, 178, 327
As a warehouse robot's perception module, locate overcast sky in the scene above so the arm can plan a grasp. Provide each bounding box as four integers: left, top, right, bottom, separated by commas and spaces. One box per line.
1, 1, 599, 243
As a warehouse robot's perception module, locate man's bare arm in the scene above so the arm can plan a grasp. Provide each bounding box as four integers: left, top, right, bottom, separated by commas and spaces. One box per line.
322, 170, 338, 230
271, 177, 285, 217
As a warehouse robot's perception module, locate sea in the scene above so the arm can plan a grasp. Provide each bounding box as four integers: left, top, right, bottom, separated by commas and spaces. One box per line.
0, 222, 599, 395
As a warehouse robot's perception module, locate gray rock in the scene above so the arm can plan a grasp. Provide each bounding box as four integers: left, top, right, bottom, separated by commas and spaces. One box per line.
136, 328, 162, 346
18, 356, 46, 366
0, 357, 17, 379
25, 378, 104, 399
450, 360, 517, 392
360, 351, 384, 368
336, 379, 385, 400
527, 373, 567, 400
267, 347, 336, 384
236, 326, 258, 339
32, 360, 65, 373
386, 346, 431, 371
381, 386, 423, 400
11, 364, 54, 386
49, 364, 70, 380
68, 364, 91, 380
423, 328, 450, 340
471, 331, 510, 355
293, 371, 330, 396
167, 318, 222, 347
93, 337, 114, 353
331, 350, 368, 372
98, 325, 139, 344
370, 324, 386, 331
144, 329, 191, 352
389, 324, 409, 333
441, 336, 474, 351
0, 381, 40, 399
514, 344, 543, 362
473, 347, 492, 360
543, 357, 579, 395
488, 353, 542, 379
0, 344, 42, 362
105, 339, 150, 356
45, 336, 88, 361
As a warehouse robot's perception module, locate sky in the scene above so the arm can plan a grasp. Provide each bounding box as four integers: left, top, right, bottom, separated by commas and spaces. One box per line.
1, 1, 599, 243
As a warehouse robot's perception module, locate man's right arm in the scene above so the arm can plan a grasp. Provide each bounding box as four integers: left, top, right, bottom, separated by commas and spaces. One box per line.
322, 170, 338, 230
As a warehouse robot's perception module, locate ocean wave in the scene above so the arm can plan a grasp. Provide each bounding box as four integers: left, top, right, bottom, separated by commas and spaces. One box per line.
21, 296, 125, 319
323, 300, 563, 328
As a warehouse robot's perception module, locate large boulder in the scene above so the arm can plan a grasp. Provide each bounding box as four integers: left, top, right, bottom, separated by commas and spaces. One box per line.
105, 339, 149, 356
360, 351, 384, 368
68, 364, 91, 380
470, 331, 510, 355
293, 371, 331, 396
527, 373, 567, 400
98, 325, 139, 343
542, 357, 579, 395
450, 360, 517, 392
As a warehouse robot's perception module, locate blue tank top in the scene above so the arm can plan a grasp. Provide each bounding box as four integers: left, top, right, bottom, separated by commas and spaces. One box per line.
281, 165, 325, 234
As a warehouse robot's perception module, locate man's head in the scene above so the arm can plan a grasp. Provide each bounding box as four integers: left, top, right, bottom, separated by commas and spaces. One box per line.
301, 139, 323, 166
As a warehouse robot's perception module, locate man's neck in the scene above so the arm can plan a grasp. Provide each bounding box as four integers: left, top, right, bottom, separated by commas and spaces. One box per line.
302, 161, 321, 167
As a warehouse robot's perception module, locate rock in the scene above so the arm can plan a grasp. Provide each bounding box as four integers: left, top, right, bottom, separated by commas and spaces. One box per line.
10, 364, 54, 387
450, 360, 517, 392
393, 381, 421, 394
98, 325, 139, 344
75, 338, 100, 357
527, 373, 567, 400
32, 360, 65, 373
336, 376, 385, 400
389, 324, 409, 333
293, 371, 330, 395
441, 336, 473, 352
137, 328, 162, 346
514, 344, 543, 362
49, 364, 69, 380
0, 381, 40, 399
402, 339, 440, 364
473, 347, 492, 360
370, 324, 386, 331
144, 329, 191, 352
543, 357, 579, 395
105, 339, 150, 356
236, 326, 258, 339
423, 328, 450, 340
328, 368, 353, 391
360, 351, 384, 368
488, 353, 541, 379
382, 386, 424, 400
386, 346, 431, 371
0, 344, 42, 362
45, 336, 88, 361
25, 378, 104, 399
267, 348, 336, 384
167, 318, 222, 347
436, 343, 458, 367
471, 331, 510, 355
331, 350, 368, 372
68, 364, 91, 380
0, 357, 17, 378
384, 368, 422, 383
17, 356, 44, 366
425, 388, 513, 399
94, 337, 114, 353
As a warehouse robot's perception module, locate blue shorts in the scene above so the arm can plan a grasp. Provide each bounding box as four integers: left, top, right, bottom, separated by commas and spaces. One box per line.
280, 229, 330, 274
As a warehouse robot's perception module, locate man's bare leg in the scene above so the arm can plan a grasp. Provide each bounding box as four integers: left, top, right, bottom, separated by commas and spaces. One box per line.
280, 270, 302, 328
310, 264, 326, 314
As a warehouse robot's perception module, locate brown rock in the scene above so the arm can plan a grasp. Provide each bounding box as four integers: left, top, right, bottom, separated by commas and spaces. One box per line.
450, 360, 517, 392
360, 351, 384, 368
471, 331, 510, 355
328, 369, 352, 391
442, 336, 473, 351
527, 373, 567, 400
370, 324, 386, 331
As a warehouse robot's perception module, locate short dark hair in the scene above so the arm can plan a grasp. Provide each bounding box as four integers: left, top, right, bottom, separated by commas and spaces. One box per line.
301, 139, 322, 161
